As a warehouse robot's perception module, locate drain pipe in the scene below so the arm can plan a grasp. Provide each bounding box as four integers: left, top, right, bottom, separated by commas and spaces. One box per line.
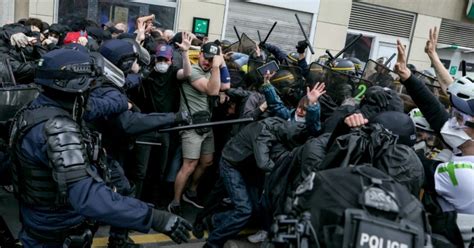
221, 0, 230, 40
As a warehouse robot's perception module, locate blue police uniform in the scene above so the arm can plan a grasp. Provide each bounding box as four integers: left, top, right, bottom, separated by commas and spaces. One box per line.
10, 48, 192, 247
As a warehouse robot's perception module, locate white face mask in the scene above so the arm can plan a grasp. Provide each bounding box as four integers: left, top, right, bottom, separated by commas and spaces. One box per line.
413, 141, 428, 154
154, 62, 169, 73
48, 36, 58, 45
294, 114, 306, 123
440, 119, 473, 149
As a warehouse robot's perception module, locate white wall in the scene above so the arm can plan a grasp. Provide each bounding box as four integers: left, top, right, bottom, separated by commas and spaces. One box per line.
0, 1, 15, 26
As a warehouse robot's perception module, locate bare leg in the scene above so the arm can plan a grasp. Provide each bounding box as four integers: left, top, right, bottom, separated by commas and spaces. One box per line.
173, 158, 198, 204
190, 153, 213, 192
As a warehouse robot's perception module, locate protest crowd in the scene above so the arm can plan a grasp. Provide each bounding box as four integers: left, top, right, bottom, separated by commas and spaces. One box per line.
0, 12, 473, 248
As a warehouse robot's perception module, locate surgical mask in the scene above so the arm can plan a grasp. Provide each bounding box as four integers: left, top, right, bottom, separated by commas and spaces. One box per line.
413, 141, 428, 154
294, 114, 306, 123
440, 119, 473, 149
49, 36, 58, 45
154, 62, 169, 73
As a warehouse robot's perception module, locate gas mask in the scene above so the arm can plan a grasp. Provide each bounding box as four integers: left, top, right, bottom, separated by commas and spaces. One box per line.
154, 62, 170, 73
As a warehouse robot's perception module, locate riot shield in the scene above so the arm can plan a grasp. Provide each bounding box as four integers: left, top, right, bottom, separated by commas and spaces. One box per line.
238, 33, 257, 55
362, 59, 400, 90
307, 62, 328, 87
0, 58, 39, 122
0, 58, 16, 86
0, 84, 40, 122
272, 64, 305, 107
309, 63, 360, 105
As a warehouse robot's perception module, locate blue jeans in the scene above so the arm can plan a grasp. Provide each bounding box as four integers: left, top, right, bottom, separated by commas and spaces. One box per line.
207, 159, 253, 246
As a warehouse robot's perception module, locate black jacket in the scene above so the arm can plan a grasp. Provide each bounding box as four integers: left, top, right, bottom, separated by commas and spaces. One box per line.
400, 74, 449, 134
222, 117, 306, 172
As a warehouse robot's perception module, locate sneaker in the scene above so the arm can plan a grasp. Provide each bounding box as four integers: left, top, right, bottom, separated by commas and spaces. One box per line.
167, 202, 182, 216
247, 230, 268, 243
182, 190, 204, 209
3, 185, 13, 193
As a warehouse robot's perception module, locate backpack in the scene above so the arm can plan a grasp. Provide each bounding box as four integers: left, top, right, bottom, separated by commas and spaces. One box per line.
321, 124, 424, 195
270, 166, 429, 248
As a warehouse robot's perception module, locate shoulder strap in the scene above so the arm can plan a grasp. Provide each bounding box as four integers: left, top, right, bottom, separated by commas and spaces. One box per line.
179, 83, 193, 115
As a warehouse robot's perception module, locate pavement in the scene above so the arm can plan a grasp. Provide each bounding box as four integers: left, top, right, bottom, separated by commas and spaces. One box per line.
0, 187, 260, 248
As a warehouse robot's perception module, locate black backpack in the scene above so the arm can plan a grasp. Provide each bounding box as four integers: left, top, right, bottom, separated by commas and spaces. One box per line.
321, 124, 424, 195
270, 166, 429, 248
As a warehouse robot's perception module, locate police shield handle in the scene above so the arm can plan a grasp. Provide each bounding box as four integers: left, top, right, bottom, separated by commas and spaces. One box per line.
394, 40, 411, 82
262, 21, 278, 46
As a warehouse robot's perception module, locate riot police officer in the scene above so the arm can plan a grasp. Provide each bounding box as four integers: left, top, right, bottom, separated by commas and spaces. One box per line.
9, 48, 192, 247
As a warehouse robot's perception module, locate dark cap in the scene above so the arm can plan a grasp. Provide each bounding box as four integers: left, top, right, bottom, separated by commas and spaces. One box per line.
201, 42, 220, 59
450, 94, 474, 116
156, 45, 173, 60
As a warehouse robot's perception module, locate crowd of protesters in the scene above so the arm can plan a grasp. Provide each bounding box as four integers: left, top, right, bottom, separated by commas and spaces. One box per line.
0, 13, 472, 248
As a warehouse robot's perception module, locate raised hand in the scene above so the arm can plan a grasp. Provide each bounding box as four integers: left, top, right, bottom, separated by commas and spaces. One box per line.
136, 20, 146, 43
307, 82, 326, 104
175, 32, 193, 52
263, 70, 276, 83
424, 26, 438, 57
394, 39, 411, 81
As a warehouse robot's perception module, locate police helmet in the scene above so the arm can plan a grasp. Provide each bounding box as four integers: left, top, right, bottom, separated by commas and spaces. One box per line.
332, 59, 356, 76
35, 48, 98, 93
286, 52, 299, 65
99, 39, 137, 72
346, 57, 364, 75
120, 37, 151, 66
270, 69, 300, 105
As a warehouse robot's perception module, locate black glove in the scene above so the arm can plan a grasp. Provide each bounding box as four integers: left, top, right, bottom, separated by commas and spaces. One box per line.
296, 40, 308, 54
175, 111, 191, 125
363, 86, 392, 108
151, 209, 192, 244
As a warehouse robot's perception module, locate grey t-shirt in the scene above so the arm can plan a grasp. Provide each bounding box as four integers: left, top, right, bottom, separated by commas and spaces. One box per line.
180, 65, 211, 114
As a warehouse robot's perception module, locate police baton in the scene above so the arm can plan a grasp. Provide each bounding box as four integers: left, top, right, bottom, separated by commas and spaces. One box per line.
326, 33, 363, 65
158, 118, 254, 133
295, 14, 314, 55
233, 26, 241, 43
385, 53, 396, 67
257, 30, 262, 43
333, 33, 363, 61
262, 21, 277, 45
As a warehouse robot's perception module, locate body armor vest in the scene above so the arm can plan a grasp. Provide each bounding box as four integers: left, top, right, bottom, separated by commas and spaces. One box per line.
10, 105, 104, 207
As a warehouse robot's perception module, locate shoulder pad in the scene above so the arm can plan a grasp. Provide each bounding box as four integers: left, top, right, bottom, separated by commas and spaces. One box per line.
45, 117, 88, 169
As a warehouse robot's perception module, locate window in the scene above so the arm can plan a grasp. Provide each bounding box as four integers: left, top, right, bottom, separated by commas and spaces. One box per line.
148, 5, 175, 30
58, 0, 89, 26
342, 33, 373, 62
58, 0, 175, 32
